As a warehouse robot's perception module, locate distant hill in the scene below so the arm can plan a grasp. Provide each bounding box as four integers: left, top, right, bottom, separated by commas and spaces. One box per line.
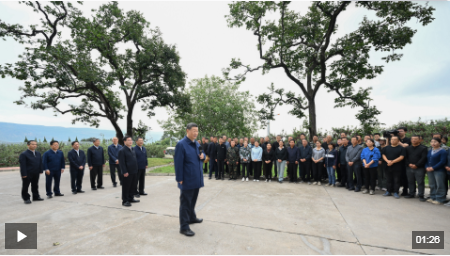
0, 122, 164, 143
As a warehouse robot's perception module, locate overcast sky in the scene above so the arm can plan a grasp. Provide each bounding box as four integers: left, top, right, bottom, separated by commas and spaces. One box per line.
0, 1, 449, 137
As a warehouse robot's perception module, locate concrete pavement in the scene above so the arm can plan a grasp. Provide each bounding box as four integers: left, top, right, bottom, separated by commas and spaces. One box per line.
0, 171, 449, 255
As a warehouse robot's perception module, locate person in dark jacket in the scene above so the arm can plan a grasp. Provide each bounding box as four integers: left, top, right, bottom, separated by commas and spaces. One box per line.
337, 137, 349, 188
43, 140, 66, 198
118, 136, 140, 207
239, 141, 252, 182
299, 139, 312, 184
346, 137, 363, 192
208, 137, 218, 179
324, 143, 338, 187
272, 135, 282, 178
68, 141, 86, 194
215, 138, 227, 180
404, 135, 428, 201
202, 137, 209, 173
262, 143, 276, 182
19, 140, 44, 204
174, 123, 205, 237
275, 140, 288, 183
286, 140, 300, 183
108, 137, 123, 187
227, 141, 240, 180
134, 137, 148, 198
425, 138, 448, 205
87, 138, 105, 190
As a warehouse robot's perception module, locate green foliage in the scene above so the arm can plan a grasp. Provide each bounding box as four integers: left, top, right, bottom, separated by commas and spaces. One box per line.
223, 1, 435, 139
146, 143, 166, 158
43, 137, 47, 143
24, 136, 28, 143
0, 1, 190, 143
158, 75, 260, 139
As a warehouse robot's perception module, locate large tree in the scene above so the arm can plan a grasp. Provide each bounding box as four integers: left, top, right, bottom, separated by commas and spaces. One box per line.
0, 2, 189, 144
158, 75, 259, 139
223, 1, 434, 139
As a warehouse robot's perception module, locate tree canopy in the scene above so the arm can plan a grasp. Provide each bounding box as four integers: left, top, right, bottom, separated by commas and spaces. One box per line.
158, 75, 260, 139
0, 1, 190, 144
223, 1, 435, 139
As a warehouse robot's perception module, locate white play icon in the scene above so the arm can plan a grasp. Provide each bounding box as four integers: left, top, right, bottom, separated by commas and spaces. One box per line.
17, 230, 27, 242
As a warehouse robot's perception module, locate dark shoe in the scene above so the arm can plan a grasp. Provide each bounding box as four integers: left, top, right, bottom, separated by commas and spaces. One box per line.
72, 191, 77, 194
401, 192, 408, 197
190, 218, 203, 224
24, 199, 31, 204
222, 177, 224, 180
97, 187, 105, 189
130, 199, 140, 203
229, 178, 232, 180
354, 188, 360, 192
47, 195, 53, 199
338, 184, 346, 187
122, 201, 131, 207
209, 177, 212, 180
113, 183, 117, 187
404, 194, 415, 199
180, 229, 195, 236
77, 190, 85, 193
33, 197, 44, 201
55, 193, 64, 196
139, 192, 148, 196
419, 196, 426, 202
348, 188, 355, 191
92, 187, 97, 190
135, 194, 140, 198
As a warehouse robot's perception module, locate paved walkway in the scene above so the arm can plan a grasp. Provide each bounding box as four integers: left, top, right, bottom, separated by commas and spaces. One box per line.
0, 170, 448, 255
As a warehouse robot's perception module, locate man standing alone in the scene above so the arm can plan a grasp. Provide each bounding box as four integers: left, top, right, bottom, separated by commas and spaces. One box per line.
174, 123, 205, 237
19, 140, 44, 204
87, 138, 105, 190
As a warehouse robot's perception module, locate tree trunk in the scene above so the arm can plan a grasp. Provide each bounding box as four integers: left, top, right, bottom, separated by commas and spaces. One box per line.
110, 119, 125, 146
308, 99, 317, 141
126, 107, 134, 139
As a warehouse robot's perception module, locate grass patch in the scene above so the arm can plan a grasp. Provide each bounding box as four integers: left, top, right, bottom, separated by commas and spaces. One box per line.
148, 158, 173, 168
151, 165, 175, 173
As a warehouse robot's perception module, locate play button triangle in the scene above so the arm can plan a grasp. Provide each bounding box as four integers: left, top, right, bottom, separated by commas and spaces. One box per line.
17, 230, 27, 242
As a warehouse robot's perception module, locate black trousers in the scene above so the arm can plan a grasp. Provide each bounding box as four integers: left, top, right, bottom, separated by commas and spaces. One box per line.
179, 188, 199, 231
363, 167, 377, 191
249, 161, 253, 176
299, 161, 311, 181
263, 162, 273, 179
348, 163, 362, 190
135, 168, 145, 194
70, 168, 84, 192
312, 162, 323, 182
288, 163, 298, 182
21, 172, 40, 201
340, 164, 348, 187
209, 158, 217, 178
400, 164, 409, 193
225, 162, 229, 174
241, 162, 250, 177
203, 161, 208, 173
274, 161, 278, 177
109, 164, 122, 185
217, 160, 225, 178
253, 161, 262, 180
122, 172, 137, 203
90, 165, 103, 188
385, 166, 402, 194
336, 164, 342, 183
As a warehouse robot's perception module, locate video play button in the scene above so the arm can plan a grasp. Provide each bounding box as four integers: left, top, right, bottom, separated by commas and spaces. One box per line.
5, 223, 37, 249
17, 230, 27, 242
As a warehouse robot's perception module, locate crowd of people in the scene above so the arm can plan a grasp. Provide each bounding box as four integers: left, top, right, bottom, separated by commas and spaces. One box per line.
19, 136, 148, 207
199, 127, 450, 206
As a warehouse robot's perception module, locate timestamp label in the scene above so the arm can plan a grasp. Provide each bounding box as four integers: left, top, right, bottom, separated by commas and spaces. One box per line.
412, 231, 444, 249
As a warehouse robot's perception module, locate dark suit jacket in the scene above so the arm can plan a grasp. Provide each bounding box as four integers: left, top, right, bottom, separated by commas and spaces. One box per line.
208, 142, 217, 160
134, 145, 148, 169
19, 150, 43, 176
118, 146, 138, 175
68, 149, 86, 171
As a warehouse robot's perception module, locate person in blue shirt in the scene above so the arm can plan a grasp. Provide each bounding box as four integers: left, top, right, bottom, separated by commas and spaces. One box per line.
174, 123, 205, 237
134, 137, 148, 198
324, 143, 338, 187
42, 140, 65, 198
87, 138, 106, 190
108, 137, 123, 187
426, 138, 448, 205
286, 140, 300, 183
360, 139, 381, 195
